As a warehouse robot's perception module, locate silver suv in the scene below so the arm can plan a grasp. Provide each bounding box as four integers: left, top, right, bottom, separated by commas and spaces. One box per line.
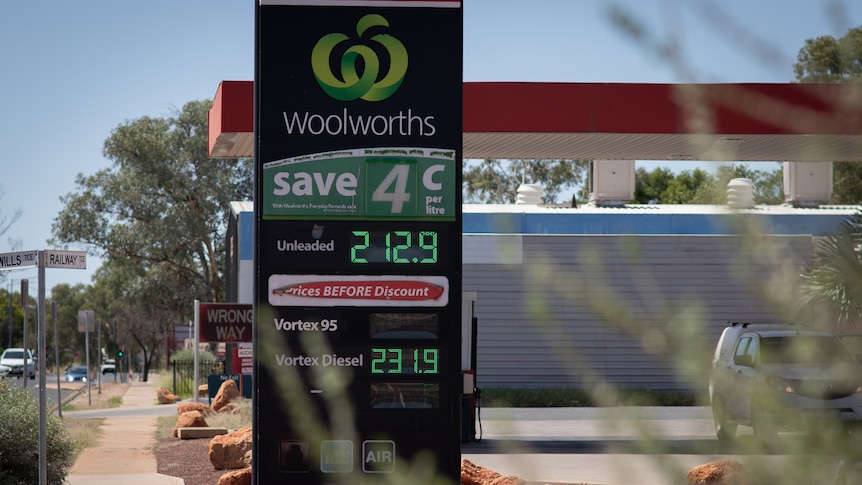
710, 323, 862, 442
0, 348, 35, 379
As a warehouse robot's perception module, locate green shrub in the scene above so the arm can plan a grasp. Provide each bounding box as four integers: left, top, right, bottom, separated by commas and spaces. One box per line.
169, 348, 217, 363
0, 380, 75, 484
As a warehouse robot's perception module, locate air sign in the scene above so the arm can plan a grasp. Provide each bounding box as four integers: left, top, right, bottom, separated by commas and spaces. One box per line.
254, 1, 463, 483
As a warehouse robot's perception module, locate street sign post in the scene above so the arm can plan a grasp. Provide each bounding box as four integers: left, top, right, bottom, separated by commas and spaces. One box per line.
254, 1, 463, 483
0, 249, 87, 485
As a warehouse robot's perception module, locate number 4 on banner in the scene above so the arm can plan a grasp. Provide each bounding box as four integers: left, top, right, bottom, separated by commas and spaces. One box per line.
372, 164, 411, 213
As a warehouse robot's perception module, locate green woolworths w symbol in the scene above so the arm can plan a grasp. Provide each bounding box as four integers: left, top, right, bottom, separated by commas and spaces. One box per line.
312, 14, 408, 102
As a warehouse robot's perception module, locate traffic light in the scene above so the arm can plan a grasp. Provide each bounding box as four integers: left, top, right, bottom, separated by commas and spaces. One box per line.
118, 349, 124, 358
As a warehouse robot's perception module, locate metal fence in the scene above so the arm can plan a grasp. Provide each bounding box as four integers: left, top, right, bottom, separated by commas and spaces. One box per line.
171, 360, 225, 397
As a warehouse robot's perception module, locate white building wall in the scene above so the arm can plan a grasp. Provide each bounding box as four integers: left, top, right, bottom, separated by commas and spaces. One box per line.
463, 234, 813, 392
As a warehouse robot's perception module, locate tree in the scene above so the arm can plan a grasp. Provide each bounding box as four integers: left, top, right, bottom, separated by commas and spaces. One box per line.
463, 159, 588, 204
0, 186, 22, 242
794, 26, 862, 203
801, 210, 862, 328
634, 164, 783, 205
832, 162, 862, 204
633, 166, 675, 204
0, 186, 23, 286
46, 283, 93, 371
794, 26, 862, 83
662, 168, 717, 204
51, 100, 252, 379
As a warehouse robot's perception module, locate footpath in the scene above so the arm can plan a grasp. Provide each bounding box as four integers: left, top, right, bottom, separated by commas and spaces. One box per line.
67, 377, 183, 485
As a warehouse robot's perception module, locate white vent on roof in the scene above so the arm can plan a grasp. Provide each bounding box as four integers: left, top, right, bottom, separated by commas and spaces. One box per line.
727, 178, 756, 209
784, 161, 832, 208
588, 160, 635, 207
516, 184, 543, 205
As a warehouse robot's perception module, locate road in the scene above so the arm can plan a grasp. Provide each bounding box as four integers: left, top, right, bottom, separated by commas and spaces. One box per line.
7, 372, 123, 412
461, 407, 857, 485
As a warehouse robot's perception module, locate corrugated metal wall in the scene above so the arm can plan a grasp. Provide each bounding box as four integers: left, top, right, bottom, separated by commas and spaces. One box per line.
463, 234, 813, 392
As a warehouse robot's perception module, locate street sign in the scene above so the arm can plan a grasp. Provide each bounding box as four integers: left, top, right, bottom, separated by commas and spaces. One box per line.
0, 250, 38, 271
77, 310, 95, 333
197, 302, 253, 343
44, 250, 87, 269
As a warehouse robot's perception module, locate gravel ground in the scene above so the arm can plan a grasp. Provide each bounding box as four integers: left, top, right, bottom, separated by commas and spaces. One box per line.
154, 436, 229, 485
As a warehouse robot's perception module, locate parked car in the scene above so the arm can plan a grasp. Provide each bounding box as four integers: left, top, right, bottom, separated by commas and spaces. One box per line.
100, 359, 116, 375
0, 348, 35, 379
710, 322, 862, 443
65, 365, 90, 383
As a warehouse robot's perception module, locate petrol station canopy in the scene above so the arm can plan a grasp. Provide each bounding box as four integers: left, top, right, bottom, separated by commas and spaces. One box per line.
208, 80, 862, 162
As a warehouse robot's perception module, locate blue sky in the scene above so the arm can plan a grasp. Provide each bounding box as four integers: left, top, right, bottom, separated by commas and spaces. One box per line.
1, 0, 861, 290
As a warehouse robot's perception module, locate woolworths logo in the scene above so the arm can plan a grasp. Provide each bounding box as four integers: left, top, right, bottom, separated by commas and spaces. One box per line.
311, 14, 408, 102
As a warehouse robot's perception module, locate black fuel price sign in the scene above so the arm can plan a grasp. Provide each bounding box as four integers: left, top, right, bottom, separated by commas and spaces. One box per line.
254, 1, 462, 483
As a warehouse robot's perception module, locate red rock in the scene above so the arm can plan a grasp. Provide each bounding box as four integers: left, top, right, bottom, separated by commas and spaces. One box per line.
217, 467, 251, 485
177, 401, 210, 415
211, 379, 241, 412
461, 458, 523, 485
157, 386, 180, 404
172, 410, 209, 437
687, 459, 756, 485
209, 426, 253, 470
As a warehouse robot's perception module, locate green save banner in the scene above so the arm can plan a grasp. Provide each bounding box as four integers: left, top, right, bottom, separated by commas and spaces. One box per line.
262, 147, 456, 220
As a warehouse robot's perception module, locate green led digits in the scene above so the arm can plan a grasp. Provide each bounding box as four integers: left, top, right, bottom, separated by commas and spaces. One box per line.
350, 230, 438, 264
413, 348, 438, 374
371, 347, 439, 374
351, 231, 370, 263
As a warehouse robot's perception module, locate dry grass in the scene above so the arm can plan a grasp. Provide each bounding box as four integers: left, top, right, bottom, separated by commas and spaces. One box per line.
208, 398, 252, 429
63, 418, 105, 457
61, 382, 129, 411
155, 398, 252, 439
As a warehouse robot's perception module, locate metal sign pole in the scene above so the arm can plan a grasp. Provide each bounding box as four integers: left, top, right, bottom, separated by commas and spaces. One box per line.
21, 279, 28, 389
194, 300, 200, 402
85, 313, 91, 406
37, 251, 47, 485
97, 319, 101, 394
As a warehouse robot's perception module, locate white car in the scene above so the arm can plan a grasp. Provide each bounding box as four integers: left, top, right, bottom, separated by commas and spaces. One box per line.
0, 348, 35, 379
710, 322, 862, 443
100, 359, 116, 374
